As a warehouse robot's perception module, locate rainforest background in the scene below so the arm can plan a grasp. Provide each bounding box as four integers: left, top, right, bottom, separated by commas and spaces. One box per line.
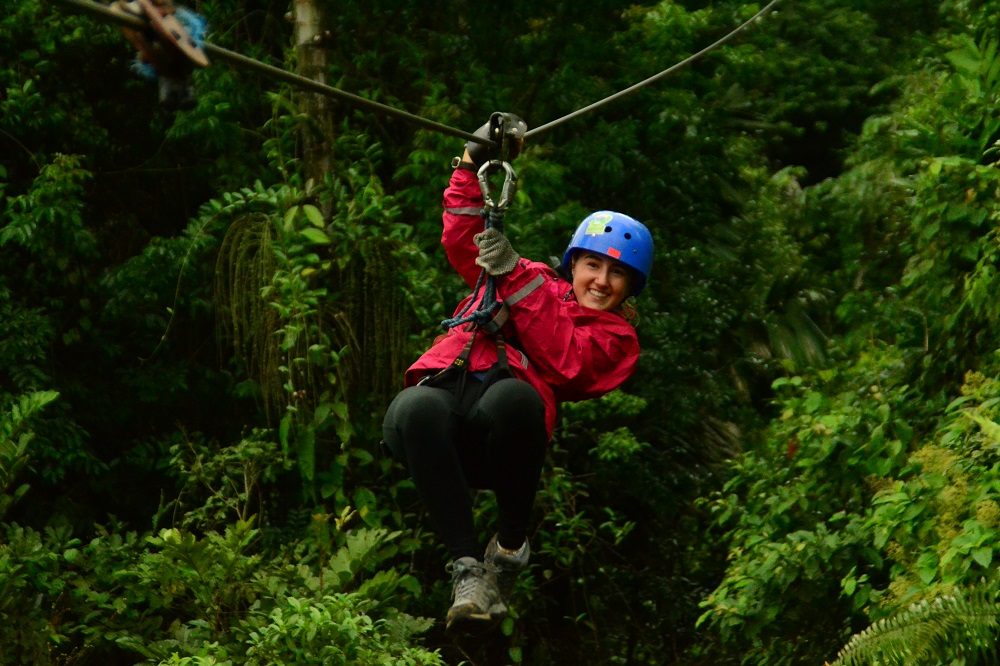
2, 0, 999, 663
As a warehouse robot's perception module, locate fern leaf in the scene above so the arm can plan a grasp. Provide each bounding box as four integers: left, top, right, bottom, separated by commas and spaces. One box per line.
831, 589, 1000, 666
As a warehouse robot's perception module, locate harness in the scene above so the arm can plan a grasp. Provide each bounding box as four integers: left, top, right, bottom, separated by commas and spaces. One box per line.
422, 114, 524, 413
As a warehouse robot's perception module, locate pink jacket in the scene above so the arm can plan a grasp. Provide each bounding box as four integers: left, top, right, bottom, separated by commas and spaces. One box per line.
404, 169, 640, 439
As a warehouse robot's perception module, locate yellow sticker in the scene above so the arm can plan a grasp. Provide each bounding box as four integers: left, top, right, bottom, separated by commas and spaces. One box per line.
584, 212, 613, 235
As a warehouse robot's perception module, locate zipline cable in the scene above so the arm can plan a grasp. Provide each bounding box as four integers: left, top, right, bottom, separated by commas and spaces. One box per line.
48, 0, 780, 144
48, 0, 490, 145
524, 0, 783, 138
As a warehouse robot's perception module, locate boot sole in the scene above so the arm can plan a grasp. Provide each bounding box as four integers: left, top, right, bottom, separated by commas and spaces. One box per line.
446, 603, 507, 633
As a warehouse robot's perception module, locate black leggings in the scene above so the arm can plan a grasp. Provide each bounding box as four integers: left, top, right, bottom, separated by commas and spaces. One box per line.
382, 378, 547, 561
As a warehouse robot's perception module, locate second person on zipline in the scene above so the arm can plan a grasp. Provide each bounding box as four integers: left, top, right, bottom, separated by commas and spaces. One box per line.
382, 115, 654, 631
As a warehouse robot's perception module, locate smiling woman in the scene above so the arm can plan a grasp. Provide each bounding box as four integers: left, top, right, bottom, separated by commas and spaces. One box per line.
570, 252, 632, 311
381, 115, 655, 633
561, 210, 654, 303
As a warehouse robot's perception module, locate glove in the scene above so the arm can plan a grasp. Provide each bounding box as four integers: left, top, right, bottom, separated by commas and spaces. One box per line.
465, 112, 528, 168
474, 228, 520, 276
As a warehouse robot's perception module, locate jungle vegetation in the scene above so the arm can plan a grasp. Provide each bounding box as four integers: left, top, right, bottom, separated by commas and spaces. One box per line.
2, 0, 1000, 663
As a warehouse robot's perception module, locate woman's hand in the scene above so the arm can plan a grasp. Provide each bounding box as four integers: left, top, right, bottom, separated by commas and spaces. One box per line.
474, 228, 520, 276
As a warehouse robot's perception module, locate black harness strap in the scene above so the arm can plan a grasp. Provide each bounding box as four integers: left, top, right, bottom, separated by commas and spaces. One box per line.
418, 328, 513, 416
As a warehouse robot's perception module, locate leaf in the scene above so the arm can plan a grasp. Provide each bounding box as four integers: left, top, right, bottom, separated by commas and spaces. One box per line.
298, 427, 316, 483
303, 204, 325, 228
916, 551, 938, 585
804, 391, 823, 414
354, 487, 376, 512
351, 447, 374, 465
946, 46, 981, 76
336, 418, 354, 445
314, 403, 331, 426
842, 575, 857, 596
971, 547, 992, 568
965, 412, 1000, 447
279, 413, 292, 455
398, 574, 421, 596
331, 402, 349, 420
283, 205, 300, 231
300, 228, 330, 245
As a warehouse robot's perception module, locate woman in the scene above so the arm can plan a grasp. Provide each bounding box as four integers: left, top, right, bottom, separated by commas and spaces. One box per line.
382, 132, 653, 631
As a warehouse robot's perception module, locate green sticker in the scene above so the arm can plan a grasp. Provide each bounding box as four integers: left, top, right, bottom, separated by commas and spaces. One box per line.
584, 212, 613, 235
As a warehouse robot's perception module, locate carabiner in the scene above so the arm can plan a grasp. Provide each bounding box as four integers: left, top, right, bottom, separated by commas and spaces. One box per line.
477, 160, 518, 213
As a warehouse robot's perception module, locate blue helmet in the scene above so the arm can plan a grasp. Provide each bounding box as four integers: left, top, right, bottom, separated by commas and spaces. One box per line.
561, 211, 654, 295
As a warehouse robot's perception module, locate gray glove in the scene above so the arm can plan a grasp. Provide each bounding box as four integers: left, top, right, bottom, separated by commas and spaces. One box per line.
474, 228, 520, 276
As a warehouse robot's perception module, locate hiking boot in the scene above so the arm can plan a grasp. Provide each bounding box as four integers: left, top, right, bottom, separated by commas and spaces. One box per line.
484, 534, 530, 598
445, 556, 507, 631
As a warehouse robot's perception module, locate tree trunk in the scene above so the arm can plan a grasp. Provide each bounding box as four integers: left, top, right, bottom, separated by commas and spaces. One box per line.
292, 0, 334, 198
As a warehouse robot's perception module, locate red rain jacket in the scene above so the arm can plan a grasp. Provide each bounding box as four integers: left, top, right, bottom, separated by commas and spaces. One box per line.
404, 168, 640, 439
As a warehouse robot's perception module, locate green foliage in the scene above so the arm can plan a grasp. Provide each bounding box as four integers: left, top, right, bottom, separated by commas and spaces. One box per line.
0, 279, 53, 393
863, 371, 1000, 609
164, 431, 292, 529
0, 462, 435, 664
0, 2, 444, 663
212, 183, 317, 422
698, 350, 916, 663
696, 6, 1000, 664
831, 589, 1000, 666
210, 122, 428, 504
0, 153, 97, 273
6, 0, 998, 663
63, 412, 432, 662
244, 594, 442, 666
493, 388, 698, 665
0, 523, 81, 665
944, 32, 1000, 156
0, 391, 58, 518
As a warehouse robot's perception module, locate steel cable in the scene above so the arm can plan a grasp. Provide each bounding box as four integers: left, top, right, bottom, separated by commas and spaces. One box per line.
524, 0, 783, 138
48, 0, 489, 144
49, 0, 782, 144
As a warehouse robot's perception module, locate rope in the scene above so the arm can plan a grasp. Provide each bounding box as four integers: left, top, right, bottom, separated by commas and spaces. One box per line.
524, 0, 783, 138
48, 0, 781, 144
441, 160, 516, 331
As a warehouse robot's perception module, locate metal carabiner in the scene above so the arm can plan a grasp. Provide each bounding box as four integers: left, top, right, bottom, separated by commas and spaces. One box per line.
477, 160, 518, 213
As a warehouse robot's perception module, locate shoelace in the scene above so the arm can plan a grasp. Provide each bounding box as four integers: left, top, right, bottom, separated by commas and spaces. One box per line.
448, 560, 497, 609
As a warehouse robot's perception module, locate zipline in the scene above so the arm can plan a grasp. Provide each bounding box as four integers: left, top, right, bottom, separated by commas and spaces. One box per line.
50, 0, 782, 143
50, 0, 487, 143
524, 0, 782, 138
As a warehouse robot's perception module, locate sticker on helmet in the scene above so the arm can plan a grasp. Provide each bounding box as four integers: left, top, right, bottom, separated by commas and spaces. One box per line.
607, 247, 621, 259
584, 212, 613, 235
